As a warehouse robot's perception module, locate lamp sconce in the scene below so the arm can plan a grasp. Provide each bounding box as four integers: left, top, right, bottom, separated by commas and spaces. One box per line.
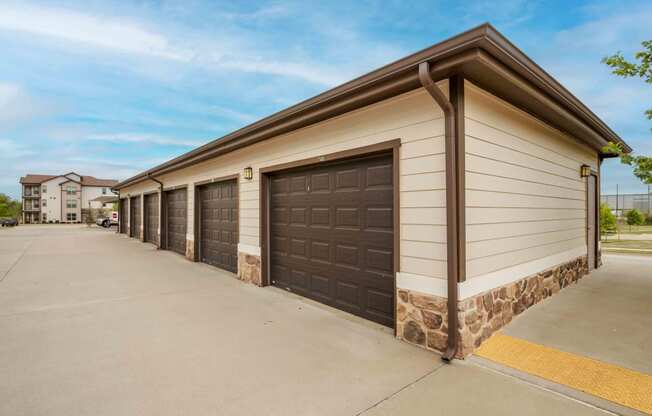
580, 165, 591, 178
243, 166, 253, 180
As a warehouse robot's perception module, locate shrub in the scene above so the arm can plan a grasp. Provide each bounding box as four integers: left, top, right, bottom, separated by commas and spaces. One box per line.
600, 203, 617, 235
626, 209, 645, 230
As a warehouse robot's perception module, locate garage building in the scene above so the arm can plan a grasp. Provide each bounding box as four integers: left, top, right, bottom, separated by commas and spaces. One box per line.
113, 24, 630, 359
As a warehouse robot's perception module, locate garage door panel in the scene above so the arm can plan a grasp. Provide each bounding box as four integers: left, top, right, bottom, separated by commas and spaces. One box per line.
335, 281, 360, 308
199, 180, 238, 273
165, 189, 187, 255
130, 196, 141, 239
367, 163, 393, 186
368, 289, 393, 313
120, 200, 128, 234
270, 153, 395, 327
145, 193, 159, 245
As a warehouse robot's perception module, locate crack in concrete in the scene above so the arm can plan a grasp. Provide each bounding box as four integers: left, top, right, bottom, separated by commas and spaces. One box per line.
0, 286, 213, 319
0, 240, 32, 284
354, 362, 447, 416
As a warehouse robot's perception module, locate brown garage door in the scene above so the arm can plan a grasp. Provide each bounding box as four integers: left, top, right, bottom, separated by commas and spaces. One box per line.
145, 193, 159, 245
120, 199, 128, 234
165, 189, 187, 255
198, 179, 238, 272
269, 153, 395, 327
130, 196, 141, 239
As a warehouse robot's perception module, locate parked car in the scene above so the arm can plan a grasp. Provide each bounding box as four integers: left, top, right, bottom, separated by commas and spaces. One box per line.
0, 217, 18, 227
96, 211, 118, 228
109, 211, 119, 227
95, 217, 110, 227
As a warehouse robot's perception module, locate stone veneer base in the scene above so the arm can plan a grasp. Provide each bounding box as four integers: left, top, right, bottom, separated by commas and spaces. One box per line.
397, 256, 589, 358
185, 239, 195, 262
237, 252, 262, 286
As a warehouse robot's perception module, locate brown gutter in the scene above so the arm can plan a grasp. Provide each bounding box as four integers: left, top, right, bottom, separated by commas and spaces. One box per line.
113, 24, 628, 191
418, 63, 459, 362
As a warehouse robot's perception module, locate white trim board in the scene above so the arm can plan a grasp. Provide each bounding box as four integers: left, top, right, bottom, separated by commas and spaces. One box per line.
397, 246, 587, 300
238, 243, 261, 256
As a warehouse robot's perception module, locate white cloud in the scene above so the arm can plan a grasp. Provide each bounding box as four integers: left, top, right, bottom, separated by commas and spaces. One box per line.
530, 5, 652, 148
210, 106, 258, 124
0, 3, 345, 86
0, 138, 35, 158
553, 7, 652, 53
0, 4, 190, 61
0, 83, 48, 124
85, 133, 202, 147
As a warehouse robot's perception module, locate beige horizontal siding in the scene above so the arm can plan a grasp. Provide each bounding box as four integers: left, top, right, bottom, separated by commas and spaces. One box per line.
466, 172, 585, 200
467, 190, 585, 210
400, 207, 446, 225
464, 81, 597, 279
400, 153, 446, 175
468, 218, 586, 242
401, 172, 446, 191
467, 237, 585, 278
467, 207, 586, 224
467, 228, 585, 260
401, 256, 446, 278
400, 240, 446, 260
401, 190, 446, 208
400, 136, 445, 158
121, 84, 449, 280
466, 154, 585, 191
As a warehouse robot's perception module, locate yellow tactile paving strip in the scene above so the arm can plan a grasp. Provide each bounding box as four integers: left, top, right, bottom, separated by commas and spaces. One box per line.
475, 334, 652, 415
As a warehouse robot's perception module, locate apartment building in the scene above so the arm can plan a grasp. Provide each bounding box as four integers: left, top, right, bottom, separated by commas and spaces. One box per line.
19, 172, 118, 224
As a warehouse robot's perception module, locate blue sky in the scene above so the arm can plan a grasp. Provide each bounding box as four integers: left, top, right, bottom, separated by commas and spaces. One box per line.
1, 0, 651, 199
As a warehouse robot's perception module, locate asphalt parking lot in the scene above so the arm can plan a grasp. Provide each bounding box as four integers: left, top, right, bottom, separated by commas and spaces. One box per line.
0, 225, 618, 415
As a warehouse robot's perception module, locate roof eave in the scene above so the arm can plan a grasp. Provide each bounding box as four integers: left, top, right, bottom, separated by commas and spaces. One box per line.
114, 23, 628, 189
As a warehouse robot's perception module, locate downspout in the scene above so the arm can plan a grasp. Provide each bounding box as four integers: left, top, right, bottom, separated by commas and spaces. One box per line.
147, 173, 164, 190
147, 173, 164, 249
116, 190, 121, 234
418, 62, 459, 362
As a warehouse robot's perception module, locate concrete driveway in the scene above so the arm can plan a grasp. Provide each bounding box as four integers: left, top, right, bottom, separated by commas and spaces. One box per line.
0, 225, 611, 416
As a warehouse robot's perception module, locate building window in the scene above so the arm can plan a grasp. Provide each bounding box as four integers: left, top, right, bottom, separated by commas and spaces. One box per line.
34, 187, 39, 195
67, 199, 77, 208
42, 185, 47, 193
42, 213, 47, 222
42, 199, 47, 207
66, 186, 76, 195
102, 187, 107, 195
66, 213, 77, 221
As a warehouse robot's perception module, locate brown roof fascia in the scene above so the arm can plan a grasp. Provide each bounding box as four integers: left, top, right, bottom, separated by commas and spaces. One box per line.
476, 27, 627, 151
114, 23, 628, 189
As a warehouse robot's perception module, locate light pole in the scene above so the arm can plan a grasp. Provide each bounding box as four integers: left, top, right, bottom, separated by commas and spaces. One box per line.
616, 184, 619, 218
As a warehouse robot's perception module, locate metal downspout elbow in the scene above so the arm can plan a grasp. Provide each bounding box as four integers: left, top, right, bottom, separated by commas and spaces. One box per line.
418, 62, 460, 362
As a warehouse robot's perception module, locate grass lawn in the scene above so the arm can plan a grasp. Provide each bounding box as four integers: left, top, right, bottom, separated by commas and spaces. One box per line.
613, 224, 652, 235
602, 239, 652, 254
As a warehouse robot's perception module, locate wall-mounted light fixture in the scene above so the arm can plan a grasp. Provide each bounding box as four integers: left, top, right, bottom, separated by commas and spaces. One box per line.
580, 164, 591, 178
243, 166, 253, 180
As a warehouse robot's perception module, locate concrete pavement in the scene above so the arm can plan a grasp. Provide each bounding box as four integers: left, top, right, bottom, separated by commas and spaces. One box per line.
0, 225, 612, 415
503, 254, 652, 375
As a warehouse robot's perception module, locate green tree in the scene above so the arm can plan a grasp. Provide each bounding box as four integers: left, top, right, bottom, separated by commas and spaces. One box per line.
0, 193, 21, 219
602, 40, 652, 184
626, 209, 644, 231
600, 203, 617, 237
645, 213, 652, 225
